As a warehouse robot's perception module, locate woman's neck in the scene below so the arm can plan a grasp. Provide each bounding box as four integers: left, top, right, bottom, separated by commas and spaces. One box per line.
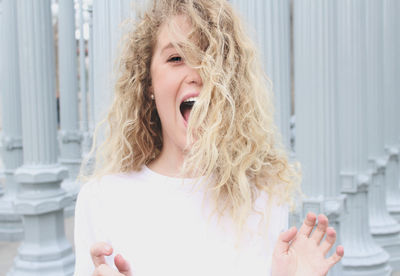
148, 142, 185, 178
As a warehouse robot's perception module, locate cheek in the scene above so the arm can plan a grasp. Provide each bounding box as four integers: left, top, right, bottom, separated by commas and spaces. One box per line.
153, 79, 176, 111
153, 68, 180, 93
154, 96, 177, 123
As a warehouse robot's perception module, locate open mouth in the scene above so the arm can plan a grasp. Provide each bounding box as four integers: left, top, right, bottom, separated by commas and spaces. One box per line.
180, 97, 196, 123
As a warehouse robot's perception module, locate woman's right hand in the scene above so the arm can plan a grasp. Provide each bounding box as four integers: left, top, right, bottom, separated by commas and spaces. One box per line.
271, 212, 344, 276
90, 242, 133, 276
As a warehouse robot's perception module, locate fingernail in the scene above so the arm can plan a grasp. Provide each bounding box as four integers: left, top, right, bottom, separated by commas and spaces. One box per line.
104, 245, 111, 252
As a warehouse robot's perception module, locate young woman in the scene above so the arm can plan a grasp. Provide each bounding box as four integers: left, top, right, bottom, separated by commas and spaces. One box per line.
74, 0, 344, 275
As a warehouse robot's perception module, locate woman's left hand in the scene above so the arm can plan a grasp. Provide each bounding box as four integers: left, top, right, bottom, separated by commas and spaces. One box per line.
90, 242, 133, 276
271, 212, 344, 276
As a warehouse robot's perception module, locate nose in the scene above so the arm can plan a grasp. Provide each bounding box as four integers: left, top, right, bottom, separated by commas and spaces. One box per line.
185, 66, 203, 87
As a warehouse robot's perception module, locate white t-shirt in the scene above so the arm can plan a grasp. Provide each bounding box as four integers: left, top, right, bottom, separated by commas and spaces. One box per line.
73, 166, 288, 276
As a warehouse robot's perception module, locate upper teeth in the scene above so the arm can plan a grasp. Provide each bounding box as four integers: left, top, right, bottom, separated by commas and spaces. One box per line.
184, 97, 197, 103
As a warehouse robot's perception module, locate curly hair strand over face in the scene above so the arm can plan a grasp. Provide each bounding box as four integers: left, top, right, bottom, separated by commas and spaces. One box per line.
82, 0, 301, 233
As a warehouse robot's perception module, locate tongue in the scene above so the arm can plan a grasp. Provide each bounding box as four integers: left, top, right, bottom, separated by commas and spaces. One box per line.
183, 108, 191, 122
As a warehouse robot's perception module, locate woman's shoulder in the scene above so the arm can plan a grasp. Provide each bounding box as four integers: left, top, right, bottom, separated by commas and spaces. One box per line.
253, 189, 289, 213
250, 190, 289, 234
78, 168, 148, 199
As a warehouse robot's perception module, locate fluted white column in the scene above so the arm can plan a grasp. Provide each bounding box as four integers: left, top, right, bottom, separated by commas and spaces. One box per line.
293, 1, 344, 275
8, 1, 74, 275
0, 0, 24, 241
366, 0, 400, 270
79, 0, 91, 155
384, 0, 400, 223
92, 0, 136, 134
396, 2, 400, 213
337, 0, 391, 275
396, 2, 400, 150
58, 0, 82, 216
88, 5, 95, 135
396, 1, 400, 222
0, 0, 2, 199
229, 0, 292, 149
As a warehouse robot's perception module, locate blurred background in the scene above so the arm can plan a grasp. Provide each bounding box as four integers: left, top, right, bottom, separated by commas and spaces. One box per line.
0, 0, 399, 275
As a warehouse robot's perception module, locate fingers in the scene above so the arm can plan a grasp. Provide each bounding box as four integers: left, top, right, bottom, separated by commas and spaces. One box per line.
311, 214, 329, 244
273, 226, 298, 255
115, 254, 133, 276
298, 212, 316, 237
326, 245, 344, 270
93, 264, 120, 276
319, 227, 337, 255
90, 242, 113, 267
90, 242, 131, 276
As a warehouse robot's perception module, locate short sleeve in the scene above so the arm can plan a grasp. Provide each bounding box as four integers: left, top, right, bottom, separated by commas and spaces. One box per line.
73, 181, 97, 276
277, 203, 289, 232
269, 199, 289, 246
73, 179, 117, 275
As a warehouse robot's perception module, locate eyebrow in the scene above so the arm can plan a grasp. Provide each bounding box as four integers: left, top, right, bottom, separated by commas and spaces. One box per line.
160, 42, 175, 54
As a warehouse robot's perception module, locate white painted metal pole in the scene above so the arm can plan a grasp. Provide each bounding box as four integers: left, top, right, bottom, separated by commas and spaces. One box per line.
58, 0, 82, 216
294, 0, 341, 199
366, 0, 400, 270
230, 0, 292, 150
88, 5, 95, 133
0, 0, 24, 242
91, 0, 136, 145
79, 0, 91, 155
293, 1, 344, 274
9, 0, 75, 274
337, 0, 392, 274
384, 0, 400, 223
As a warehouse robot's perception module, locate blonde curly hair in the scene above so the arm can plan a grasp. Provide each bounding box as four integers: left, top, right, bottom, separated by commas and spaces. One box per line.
82, 0, 301, 231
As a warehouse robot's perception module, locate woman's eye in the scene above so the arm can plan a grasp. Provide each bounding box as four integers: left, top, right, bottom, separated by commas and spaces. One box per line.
167, 56, 182, 63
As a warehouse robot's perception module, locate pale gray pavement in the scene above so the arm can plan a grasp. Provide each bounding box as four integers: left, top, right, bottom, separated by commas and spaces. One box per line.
0, 216, 399, 275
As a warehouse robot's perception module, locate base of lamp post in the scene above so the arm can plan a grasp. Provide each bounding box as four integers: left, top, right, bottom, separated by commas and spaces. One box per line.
341, 260, 392, 276
7, 252, 75, 276
0, 201, 23, 241
372, 232, 400, 271
388, 205, 400, 223
6, 209, 75, 276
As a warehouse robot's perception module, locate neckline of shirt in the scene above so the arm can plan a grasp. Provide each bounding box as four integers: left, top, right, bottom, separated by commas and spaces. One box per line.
142, 165, 204, 184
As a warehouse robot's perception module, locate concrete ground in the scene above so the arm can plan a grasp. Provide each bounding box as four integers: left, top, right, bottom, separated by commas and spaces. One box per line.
0, 217, 400, 275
